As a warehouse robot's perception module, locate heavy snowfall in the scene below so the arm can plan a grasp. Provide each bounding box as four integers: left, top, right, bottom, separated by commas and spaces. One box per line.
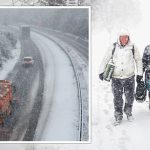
92, 0, 150, 150
4, 0, 150, 150
0, 8, 89, 142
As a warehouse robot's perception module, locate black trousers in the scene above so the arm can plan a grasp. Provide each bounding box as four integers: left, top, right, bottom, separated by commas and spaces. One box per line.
111, 76, 135, 120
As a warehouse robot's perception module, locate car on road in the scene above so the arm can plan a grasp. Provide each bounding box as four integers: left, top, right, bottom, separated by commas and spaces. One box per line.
22, 56, 34, 67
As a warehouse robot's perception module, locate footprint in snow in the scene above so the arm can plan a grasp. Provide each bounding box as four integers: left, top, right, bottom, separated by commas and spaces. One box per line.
117, 130, 130, 150
121, 130, 130, 142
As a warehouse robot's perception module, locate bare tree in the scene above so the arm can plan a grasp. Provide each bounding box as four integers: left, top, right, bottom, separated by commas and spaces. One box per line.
39, 0, 66, 6
12, 0, 66, 5
12, 0, 90, 5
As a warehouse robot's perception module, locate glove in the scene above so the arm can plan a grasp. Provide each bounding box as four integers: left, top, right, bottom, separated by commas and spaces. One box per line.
136, 75, 143, 83
99, 73, 104, 81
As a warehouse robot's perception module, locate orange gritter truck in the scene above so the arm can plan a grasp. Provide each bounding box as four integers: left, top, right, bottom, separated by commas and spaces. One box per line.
0, 80, 14, 125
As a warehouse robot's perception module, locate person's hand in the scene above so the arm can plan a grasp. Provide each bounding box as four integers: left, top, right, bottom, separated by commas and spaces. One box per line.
136, 75, 143, 83
99, 73, 104, 81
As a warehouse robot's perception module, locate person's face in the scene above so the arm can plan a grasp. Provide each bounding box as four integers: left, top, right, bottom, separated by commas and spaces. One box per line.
119, 35, 129, 46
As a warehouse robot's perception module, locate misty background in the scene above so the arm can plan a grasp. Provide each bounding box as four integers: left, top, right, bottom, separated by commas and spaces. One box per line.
0, 8, 89, 39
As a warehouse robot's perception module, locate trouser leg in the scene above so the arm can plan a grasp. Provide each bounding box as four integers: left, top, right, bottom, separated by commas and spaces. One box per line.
148, 92, 150, 109
124, 76, 135, 116
112, 78, 123, 120
148, 91, 150, 99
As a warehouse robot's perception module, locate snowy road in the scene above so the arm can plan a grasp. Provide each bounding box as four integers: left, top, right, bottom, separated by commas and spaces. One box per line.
6, 38, 44, 141
31, 31, 80, 141
31, 29, 89, 141
0, 25, 88, 141
32, 27, 89, 62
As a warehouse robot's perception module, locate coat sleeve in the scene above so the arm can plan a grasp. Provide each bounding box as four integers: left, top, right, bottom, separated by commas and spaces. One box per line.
134, 45, 143, 76
142, 46, 148, 72
99, 44, 114, 74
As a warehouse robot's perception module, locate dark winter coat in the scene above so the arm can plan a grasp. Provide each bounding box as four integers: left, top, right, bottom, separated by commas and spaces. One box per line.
142, 45, 150, 91
142, 45, 150, 72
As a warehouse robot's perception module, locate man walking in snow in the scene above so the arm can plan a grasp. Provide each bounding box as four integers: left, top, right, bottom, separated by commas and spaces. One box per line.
99, 32, 143, 125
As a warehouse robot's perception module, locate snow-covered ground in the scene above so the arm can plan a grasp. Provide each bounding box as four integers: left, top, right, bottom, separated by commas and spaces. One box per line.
0, 40, 21, 80
93, 80, 150, 150
31, 32, 79, 141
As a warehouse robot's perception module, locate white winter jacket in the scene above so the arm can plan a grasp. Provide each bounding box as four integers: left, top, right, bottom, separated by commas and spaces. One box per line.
99, 41, 143, 79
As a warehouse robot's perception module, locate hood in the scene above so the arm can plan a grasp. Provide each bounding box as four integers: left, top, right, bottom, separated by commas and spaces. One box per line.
117, 29, 130, 46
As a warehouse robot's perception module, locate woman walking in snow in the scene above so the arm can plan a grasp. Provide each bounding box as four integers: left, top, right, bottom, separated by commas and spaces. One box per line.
99, 32, 143, 125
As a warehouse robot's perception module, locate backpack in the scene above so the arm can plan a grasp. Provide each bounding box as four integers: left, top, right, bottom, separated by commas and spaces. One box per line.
112, 43, 134, 58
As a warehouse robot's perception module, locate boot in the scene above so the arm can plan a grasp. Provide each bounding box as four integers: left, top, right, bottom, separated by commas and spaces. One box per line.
127, 115, 134, 122
114, 116, 122, 126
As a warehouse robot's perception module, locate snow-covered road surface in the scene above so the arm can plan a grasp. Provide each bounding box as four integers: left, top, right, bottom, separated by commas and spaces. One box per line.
0, 25, 88, 141
31, 32, 79, 141
32, 27, 89, 62
8, 38, 45, 141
